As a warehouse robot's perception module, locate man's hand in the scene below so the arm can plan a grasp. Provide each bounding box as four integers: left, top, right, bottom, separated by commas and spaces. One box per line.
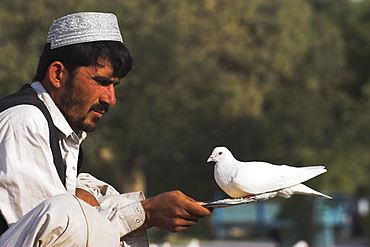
139, 190, 212, 232
75, 188, 100, 207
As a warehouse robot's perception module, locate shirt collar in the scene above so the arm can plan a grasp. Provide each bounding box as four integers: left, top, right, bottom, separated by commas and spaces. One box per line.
31, 82, 87, 143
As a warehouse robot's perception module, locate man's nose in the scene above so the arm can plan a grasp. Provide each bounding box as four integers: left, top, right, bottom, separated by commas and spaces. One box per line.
100, 85, 117, 107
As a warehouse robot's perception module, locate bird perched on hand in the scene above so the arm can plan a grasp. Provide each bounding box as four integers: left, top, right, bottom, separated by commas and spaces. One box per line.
207, 146, 332, 200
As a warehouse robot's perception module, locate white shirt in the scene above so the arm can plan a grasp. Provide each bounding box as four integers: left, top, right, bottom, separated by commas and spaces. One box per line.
32, 81, 85, 193
0, 82, 147, 244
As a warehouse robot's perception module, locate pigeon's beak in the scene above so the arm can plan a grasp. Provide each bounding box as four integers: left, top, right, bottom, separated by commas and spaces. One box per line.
207, 156, 215, 163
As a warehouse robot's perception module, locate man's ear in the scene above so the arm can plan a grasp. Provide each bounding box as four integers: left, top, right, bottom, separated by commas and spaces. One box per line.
46, 61, 68, 89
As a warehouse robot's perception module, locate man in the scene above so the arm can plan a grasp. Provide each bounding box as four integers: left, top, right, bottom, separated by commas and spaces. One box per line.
0, 12, 211, 246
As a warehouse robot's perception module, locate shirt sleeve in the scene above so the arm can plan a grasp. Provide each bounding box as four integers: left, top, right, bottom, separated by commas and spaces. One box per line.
0, 105, 67, 224
76, 173, 146, 237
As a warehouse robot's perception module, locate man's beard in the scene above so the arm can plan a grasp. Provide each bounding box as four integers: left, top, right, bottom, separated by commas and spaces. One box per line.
61, 78, 108, 132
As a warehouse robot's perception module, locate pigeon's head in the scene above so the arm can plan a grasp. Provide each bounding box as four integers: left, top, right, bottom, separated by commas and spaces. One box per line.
207, 146, 233, 163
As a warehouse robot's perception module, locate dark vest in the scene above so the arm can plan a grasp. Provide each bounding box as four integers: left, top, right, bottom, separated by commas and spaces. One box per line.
0, 84, 84, 235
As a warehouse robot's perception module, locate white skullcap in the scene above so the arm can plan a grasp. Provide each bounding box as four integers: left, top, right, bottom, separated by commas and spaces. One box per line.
46, 12, 123, 49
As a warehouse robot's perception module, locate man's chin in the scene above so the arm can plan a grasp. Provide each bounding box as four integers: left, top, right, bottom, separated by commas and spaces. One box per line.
78, 118, 99, 132
82, 125, 97, 132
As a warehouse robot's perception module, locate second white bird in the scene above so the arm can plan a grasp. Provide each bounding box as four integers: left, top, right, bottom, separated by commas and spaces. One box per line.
207, 146, 332, 200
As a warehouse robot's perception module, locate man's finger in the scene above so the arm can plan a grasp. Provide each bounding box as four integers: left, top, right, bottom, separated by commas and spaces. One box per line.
184, 201, 213, 217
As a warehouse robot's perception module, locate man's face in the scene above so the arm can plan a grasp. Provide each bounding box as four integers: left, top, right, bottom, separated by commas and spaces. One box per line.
59, 62, 120, 133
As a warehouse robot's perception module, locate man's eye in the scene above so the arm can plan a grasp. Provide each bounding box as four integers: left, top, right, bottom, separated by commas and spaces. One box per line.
96, 80, 111, 86
92, 76, 115, 86
95, 80, 106, 86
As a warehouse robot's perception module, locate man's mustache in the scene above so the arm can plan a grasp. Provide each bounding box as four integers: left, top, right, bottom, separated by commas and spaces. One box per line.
89, 104, 109, 114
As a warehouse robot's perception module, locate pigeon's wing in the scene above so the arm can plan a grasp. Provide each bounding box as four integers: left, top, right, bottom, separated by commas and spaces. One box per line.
232, 162, 327, 195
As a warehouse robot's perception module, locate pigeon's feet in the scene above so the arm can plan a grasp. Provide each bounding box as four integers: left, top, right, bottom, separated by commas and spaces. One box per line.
255, 192, 278, 200
242, 195, 257, 200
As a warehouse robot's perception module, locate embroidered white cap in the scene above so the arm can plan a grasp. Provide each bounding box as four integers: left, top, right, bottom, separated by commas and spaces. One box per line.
46, 12, 123, 49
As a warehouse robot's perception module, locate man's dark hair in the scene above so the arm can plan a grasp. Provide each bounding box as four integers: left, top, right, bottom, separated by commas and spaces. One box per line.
33, 41, 133, 82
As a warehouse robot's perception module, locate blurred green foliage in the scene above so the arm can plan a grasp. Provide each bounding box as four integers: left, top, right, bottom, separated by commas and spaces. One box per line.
1, 0, 370, 207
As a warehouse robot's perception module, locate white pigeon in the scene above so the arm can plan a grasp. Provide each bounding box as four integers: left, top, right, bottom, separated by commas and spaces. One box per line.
207, 146, 332, 200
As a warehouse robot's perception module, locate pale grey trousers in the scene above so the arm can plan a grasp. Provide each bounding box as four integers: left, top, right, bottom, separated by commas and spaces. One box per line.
0, 193, 121, 247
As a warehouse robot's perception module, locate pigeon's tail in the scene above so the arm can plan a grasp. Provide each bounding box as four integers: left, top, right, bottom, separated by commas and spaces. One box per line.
297, 166, 328, 183
289, 184, 332, 199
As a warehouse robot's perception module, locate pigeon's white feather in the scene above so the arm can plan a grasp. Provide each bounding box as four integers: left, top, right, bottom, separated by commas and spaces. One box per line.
232, 162, 327, 195
208, 146, 332, 199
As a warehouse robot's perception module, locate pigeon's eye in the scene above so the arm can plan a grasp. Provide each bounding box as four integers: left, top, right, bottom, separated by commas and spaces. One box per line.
218, 152, 223, 155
